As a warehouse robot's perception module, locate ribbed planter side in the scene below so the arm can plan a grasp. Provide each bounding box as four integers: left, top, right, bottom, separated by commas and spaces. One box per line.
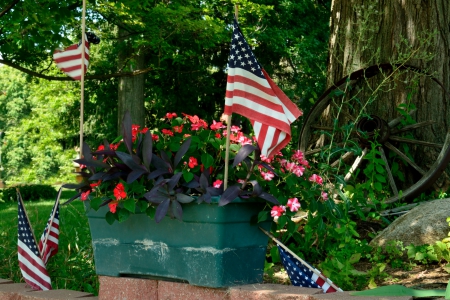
86, 198, 272, 288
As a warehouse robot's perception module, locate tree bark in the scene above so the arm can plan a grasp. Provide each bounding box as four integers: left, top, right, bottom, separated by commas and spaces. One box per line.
326, 0, 450, 190
117, 28, 145, 132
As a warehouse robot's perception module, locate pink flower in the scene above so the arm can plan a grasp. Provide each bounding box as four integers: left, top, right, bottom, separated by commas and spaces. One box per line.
291, 165, 305, 177
309, 174, 323, 185
261, 170, 275, 181
213, 179, 223, 188
287, 198, 301, 212
230, 125, 241, 133
291, 150, 304, 162
270, 206, 286, 217
237, 179, 245, 184
173, 125, 183, 133
210, 120, 225, 130
81, 190, 90, 201
321, 191, 329, 201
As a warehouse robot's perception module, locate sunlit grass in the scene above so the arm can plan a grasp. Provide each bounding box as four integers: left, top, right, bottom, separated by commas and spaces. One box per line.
0, 190, 98, 295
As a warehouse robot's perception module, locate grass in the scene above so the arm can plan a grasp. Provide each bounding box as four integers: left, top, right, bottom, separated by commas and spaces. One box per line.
0, 190, 98, 295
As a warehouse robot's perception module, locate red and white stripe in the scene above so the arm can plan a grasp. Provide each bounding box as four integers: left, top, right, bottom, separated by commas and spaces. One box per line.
224, 67, 302, 158
38, 218, 59, 265
18, 240, 52, 291
311, 270, 343, 293
53, 40, 90, 80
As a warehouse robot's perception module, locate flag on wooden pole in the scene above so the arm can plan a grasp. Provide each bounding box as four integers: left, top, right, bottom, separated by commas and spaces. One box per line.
17, 192, 52, 291
53, 32, 100, 80
38, 189, 61, 265
224, 17, 302, 159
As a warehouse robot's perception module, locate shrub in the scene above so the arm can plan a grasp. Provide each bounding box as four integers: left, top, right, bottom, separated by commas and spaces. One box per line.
1, 184, 56, 202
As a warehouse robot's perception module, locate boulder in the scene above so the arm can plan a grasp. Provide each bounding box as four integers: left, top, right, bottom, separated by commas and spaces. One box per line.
370, 199, 450, 248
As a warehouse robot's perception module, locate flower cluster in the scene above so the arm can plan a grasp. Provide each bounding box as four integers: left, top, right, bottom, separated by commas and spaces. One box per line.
71, 111, 329, 225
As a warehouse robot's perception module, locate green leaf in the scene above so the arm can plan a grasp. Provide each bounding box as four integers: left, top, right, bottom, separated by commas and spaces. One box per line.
375, 173, 386, 183
182, 170, 194, 183
201, 153, 214, 169
90, 197, 103, 211
374, 182, 382, 191
118, 208, 130, 223
123, 198, 136, 213
136, 200, 148, 213
105, 212, 116, 225
146, 206, 156, 219
258, 211, 269, 223
270, 246, 281, 263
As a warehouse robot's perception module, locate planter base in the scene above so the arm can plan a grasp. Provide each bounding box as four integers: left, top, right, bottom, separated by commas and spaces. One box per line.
86, 199, 272, 288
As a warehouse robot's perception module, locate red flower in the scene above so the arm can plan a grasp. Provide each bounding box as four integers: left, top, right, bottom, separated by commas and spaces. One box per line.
188, 157, 198, 169
173, 125, 183, 133
81, 190, 91, 201
110, 143, 120, 150
132, 124, 140, 142
90, 180, 102, 189
109, 202, 118, 213
166, 112, 177, 119
213, 179, 223, 188
141, 127, 149, 134
161, 129, 174, 136
215, 133, 221, 138
151, 134, 159, 141
113, 183, 127, 200
97, 145, 105, 151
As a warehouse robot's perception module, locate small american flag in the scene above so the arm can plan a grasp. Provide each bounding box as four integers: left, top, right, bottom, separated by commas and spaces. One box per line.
224, 18, 302, 159
53, 32, 100, 80
278, 245, 342, 293
38, 192, 60, 265
17, 195, 52, 291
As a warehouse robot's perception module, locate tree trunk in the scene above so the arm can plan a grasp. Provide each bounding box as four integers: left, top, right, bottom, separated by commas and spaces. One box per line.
117, 28, 145, 132
326, 0, 450, 192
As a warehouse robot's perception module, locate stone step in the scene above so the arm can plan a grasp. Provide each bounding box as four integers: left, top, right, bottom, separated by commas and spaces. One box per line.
0, 277, 413, 300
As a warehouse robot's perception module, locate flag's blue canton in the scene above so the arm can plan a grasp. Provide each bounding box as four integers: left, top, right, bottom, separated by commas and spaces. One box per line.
18, 201, 40, 257
228, 19, 264, 79
278, 245, 321, 288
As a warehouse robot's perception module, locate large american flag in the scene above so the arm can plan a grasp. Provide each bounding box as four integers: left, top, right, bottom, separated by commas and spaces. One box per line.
38, 197, 60, 265
278, 245, 342, 293
224, 18, 303, 159
17, 195, 52, 291
53, 38, 90, 80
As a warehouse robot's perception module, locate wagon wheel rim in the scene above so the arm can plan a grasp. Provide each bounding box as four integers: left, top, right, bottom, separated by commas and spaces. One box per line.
299, 63, 450, 204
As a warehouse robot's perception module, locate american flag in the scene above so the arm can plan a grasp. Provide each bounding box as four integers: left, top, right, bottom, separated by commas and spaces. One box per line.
278, 245, 342, 293
38, 195, 60, 265
17, 195, 52, 291
53, 38, 90, 80
224, 18, 303, 159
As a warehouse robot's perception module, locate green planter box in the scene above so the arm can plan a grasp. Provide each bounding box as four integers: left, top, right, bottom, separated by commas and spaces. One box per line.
86, 198, 272, 288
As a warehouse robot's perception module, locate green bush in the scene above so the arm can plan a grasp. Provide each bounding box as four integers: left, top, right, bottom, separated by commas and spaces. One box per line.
1, 184, 56, 202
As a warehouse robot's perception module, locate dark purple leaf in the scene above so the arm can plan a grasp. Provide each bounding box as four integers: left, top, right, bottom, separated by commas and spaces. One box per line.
82, 142, 93, 160
248, 180, 262, 196
257, 161, 276, 174
122, 111, 133, 154
160, 150, 172, 168
127, 169, 147, 184
183, 179, 200, 189
199, 193, 211, 204
61, 191, 83, 205
148, 169, 170, 180
155, 199, 170, 223
174, 137, 191, 168
74, 158, 110, 169
199, 173, 209, 190
258, 192, 280, 205
176, 193, 194, 203
218, 185, 241, 206
94, 149, 117, 157
233, 144, 257, 167
167, 172, 183, 191
115, 151, 143, 170
206, 186, 222, 196
151, 155, 171, 172
89, 172, 106, 181
171, 200, 183, 221
62, 182, 89, 189
142, 131, 153, 170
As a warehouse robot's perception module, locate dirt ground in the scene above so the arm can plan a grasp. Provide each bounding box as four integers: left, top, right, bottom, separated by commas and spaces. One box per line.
265, 261, 450, 299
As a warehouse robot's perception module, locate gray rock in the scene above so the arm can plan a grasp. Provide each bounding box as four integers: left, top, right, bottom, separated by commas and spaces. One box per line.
370, 199, 450, 248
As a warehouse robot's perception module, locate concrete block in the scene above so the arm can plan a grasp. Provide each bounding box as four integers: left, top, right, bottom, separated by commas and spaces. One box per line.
98, 276, 158, 300
158, 280, 229, 300
20, 289, 97, 300
229, 284, 321, 300
0, 283, 33, 300
0, 279, 13, 285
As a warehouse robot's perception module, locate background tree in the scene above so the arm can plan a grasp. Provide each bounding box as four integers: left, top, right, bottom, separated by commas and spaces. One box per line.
322, 0, 450, 193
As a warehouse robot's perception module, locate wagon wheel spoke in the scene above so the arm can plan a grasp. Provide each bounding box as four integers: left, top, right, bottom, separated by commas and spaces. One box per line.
388, 109, 417, 128
344, 148, 368, 182
384, 142, 426, 175
388, 136, 444, 149
378, 147, 399, 197
390, 120, 437, 135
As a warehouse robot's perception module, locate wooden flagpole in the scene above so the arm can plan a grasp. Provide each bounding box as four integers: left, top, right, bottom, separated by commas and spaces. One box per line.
17, 188, 42, 258
223, 5, 239, 190
79, 0, 87, 156
259, 227, 342, 292
40, 187, 62, 257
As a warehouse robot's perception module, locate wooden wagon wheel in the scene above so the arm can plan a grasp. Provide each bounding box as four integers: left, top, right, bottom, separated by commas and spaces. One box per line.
299, 63, 450, 204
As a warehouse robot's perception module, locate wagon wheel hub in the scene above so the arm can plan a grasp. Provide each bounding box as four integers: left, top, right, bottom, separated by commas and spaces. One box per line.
356, 115, 390, 146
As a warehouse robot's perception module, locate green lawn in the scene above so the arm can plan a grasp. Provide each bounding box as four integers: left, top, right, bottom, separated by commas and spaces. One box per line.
0, 190, 98, 295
